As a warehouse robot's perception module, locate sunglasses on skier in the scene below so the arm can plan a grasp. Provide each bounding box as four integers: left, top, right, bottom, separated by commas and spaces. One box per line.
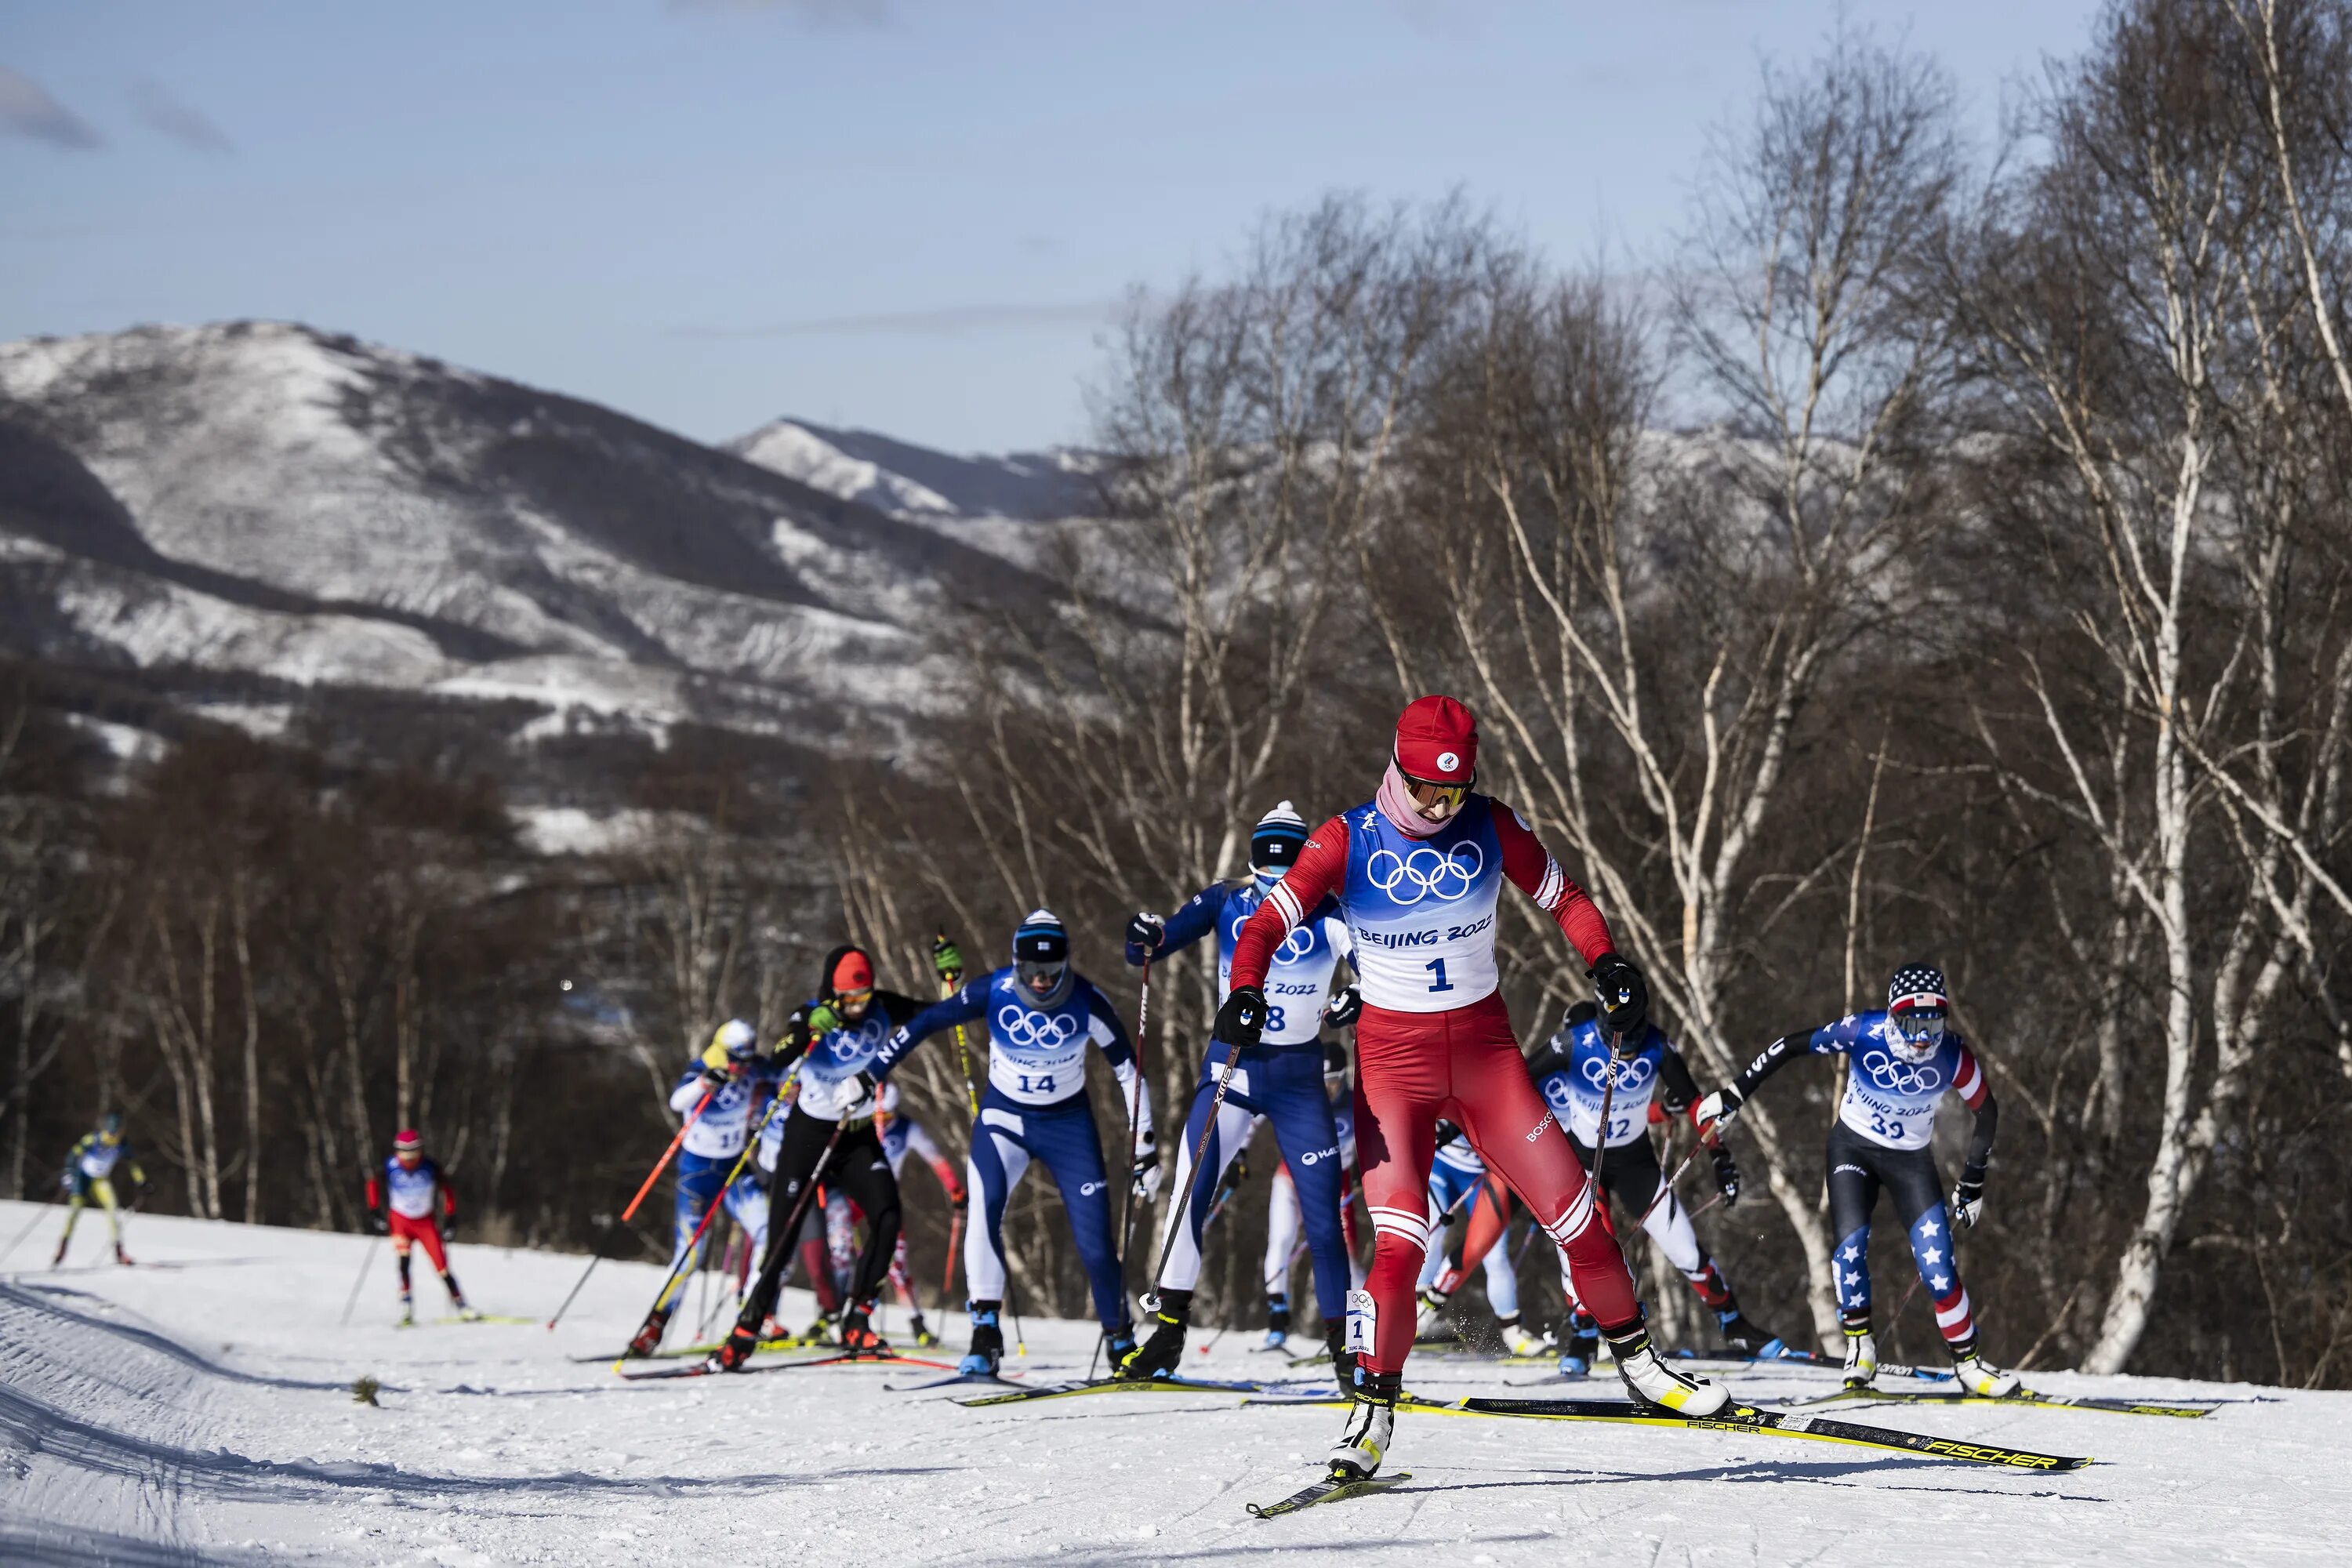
1396, 761, 1472, 815
833, 986, 874, 1013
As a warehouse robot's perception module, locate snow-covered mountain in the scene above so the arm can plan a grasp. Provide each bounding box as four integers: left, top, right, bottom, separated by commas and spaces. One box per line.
728, 416, 1102, 563
0, 323, 1048, 766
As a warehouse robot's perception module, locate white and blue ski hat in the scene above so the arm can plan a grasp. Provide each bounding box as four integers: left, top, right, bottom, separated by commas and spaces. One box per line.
1012, 909, 1069, 965
1251, 801, 1309, 871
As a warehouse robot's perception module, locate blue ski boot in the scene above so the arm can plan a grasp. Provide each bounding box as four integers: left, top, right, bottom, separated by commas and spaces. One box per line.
958, 1300, 1004, 1376
1263, 1290, 1290, 1350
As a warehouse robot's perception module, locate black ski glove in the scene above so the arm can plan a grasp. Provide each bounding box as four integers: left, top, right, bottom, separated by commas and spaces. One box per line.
1711, 1145, 1741, 1207
1214, 984, 1268, 1051
844, 1071, 881, 1121
365, 1210, 389, 1236
1124, 913, 1165, 966
1588, 952, 1649, 1040
1323, 985, 1363, 1029
1951, 1167, 1987, 1230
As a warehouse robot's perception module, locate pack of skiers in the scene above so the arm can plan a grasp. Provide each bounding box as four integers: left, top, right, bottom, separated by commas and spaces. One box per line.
38, 693, 2014, 1492
600, 693, 2015, 1484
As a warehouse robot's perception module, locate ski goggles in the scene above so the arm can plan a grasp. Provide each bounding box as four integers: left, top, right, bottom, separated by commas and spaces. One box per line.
1889, 1008, 1947, 1049
1396, 762, 1473, 813
832, 985, 875, 1013
1016, 958, 1067, 996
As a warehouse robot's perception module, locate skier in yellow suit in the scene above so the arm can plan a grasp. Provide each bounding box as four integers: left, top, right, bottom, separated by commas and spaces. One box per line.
56, 1112, 145, 1266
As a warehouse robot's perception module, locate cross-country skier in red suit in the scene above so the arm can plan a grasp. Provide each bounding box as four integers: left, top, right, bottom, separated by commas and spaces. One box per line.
1221, 696, 1727, 1480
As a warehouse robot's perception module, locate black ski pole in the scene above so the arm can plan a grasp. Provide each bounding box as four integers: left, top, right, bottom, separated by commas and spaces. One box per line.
1092, 958, 1155, 1381
1134, 1033, 1247, 1334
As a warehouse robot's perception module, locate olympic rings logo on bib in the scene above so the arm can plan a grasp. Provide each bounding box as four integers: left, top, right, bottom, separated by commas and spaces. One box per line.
1860, 1050, 1942, 1094
1364, 842, 1483, 905
997, 1005, 1080, 1048
1579, 1053, 1654, 1091
1231, 909, 1316, 961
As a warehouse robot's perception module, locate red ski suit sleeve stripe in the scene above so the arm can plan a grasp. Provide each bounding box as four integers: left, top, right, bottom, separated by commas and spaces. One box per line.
1953, 1043, 1989, 1109
1229, 815, 1352, 992
1488, 800, 1617, 965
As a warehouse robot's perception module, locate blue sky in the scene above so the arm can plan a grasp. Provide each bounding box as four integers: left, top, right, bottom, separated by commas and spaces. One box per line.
2, 1, 2103, 454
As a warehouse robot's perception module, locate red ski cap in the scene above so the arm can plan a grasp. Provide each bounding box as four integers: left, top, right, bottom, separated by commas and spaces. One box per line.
830, 948, 875, 996
393, 1128, 423, 1154
1394, 695, 1478, 783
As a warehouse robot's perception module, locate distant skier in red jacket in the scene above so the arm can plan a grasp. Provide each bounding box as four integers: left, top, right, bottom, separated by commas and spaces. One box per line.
365, 1128, 476, 1326
1221, 695, 1726, 1481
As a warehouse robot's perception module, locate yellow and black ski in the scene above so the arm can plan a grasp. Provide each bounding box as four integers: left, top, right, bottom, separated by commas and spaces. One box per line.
1242, 1392, 2092, 1472
1788, 1386, 2216, 1419
1247, 1468, 1412, 1518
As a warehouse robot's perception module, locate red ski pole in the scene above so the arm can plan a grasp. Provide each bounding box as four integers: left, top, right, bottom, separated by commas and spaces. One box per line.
546, 1084, 719, 1330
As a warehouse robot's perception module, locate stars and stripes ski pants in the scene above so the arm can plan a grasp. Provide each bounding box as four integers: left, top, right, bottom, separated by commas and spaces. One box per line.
1824, 1120, 1979, 1353
1354, 992, 1641, 1374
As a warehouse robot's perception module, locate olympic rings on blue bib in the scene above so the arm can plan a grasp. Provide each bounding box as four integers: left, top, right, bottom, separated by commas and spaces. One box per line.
1578, 1053, 1655, 1091
996, 1005, 1080, 1049
1229, 909, 1319, 961
1858, 1049, 1943, 1094
1363, 843, 1483, 905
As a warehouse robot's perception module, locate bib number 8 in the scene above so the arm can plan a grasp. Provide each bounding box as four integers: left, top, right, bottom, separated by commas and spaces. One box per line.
1266, 1004, 1287, 1034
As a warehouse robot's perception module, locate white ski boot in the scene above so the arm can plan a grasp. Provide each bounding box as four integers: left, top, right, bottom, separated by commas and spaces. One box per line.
1609, 1330, 1730, 1415
1412, 1288, 1450, 1341
1498, 1315, 1544, 1357
1842, 1327, 1878, 1389
1951, 1350, 2021, 1398
1330, 1371, 1400, 1479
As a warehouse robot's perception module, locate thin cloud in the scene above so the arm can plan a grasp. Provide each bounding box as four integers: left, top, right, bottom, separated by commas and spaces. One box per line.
0, 65, 105, 150
674, 299, 1116, 340
669, 0, 895, 26
131, 79, 234, 154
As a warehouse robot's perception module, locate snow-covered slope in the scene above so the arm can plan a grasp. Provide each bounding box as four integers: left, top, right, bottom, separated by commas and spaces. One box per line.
0, 324, 1045, 749
2, 1201, 2339, 1566
728, 416, 1101, 564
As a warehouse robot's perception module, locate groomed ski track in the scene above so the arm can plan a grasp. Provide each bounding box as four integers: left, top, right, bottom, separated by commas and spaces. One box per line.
2, 1203, 2343, 1566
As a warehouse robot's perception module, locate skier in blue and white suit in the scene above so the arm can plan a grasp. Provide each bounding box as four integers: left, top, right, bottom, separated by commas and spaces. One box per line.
1117, 801, 1359, 1380
626, 1018, 779, 1357
872, 909, 1157, 1377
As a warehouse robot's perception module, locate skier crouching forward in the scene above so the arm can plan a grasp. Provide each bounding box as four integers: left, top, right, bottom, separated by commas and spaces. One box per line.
1695, 963, 2017, 1397
1222, 696, 1726, 1482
